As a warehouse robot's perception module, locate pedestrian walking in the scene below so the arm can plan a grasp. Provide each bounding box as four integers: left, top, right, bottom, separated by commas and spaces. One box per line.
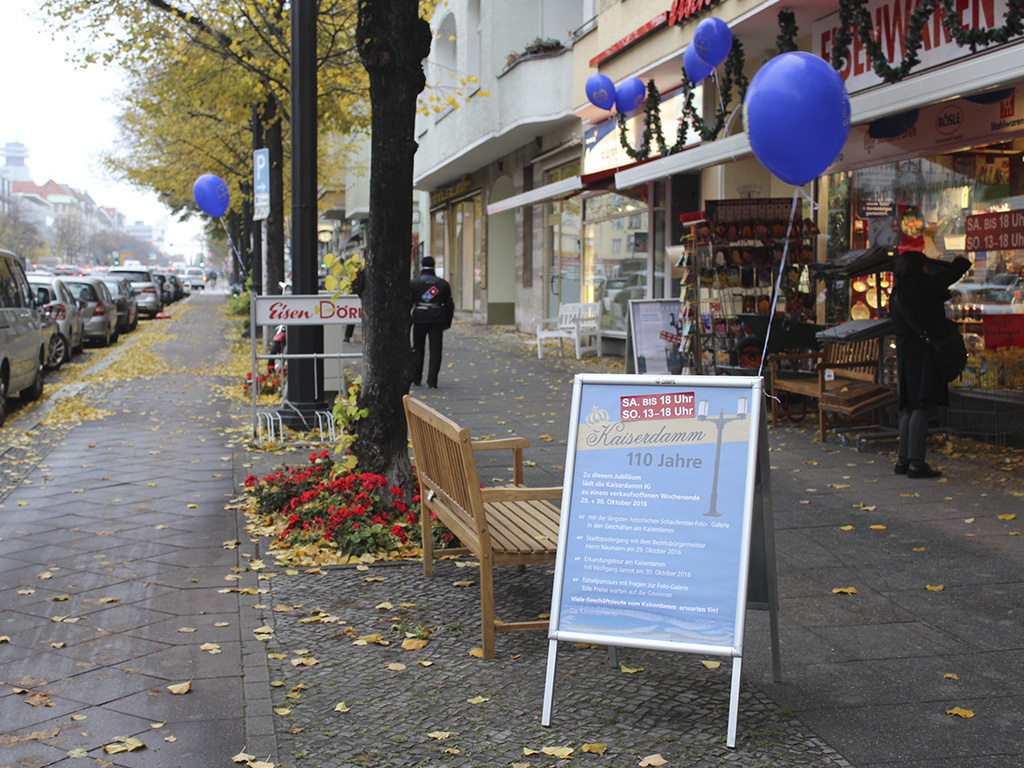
889, 250, 970, 478
410, 256, 454, 389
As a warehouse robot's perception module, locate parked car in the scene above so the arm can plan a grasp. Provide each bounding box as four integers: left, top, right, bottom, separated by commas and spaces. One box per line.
27, 274, 85, 366
0, 249, 46, 427
165, 273, 185, 302
181, 267, 207, 292
64, 277, 119, 347
101, 276, 139, 333
151, 273, 175, 306
108, 266, 163, 318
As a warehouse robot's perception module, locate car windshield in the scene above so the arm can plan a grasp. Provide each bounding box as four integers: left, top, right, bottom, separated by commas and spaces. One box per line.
67, 282, 97, 302
113, 271, 151, 282
988, 274, 1019, 288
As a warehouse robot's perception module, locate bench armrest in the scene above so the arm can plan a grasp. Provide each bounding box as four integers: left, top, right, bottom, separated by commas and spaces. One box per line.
471, 437, 530, 452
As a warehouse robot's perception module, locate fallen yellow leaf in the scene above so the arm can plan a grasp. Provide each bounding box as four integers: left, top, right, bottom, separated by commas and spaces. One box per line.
700, 660, 722, 669
925, 584, 945, 591
620, 664, 644, 674
387, 663, 407, 671
402, 638, 428, 651
469, 647, 484, 658
944, 673, 960, 680
541, 746, 574, 758
167, 681, 192, 695
639, 754, 669, 767
833, 587, 859, 595
427, 731, 451, 740
467, 695, 489, 704
840, 525, 854, 531
582, 743, 608, 755
946, 706, 974, 718
998, 513, 1016, 521
334, 702, 350, 712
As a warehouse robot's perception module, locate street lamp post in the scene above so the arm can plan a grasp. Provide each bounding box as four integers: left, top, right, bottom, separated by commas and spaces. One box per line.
697, 396, 749, 517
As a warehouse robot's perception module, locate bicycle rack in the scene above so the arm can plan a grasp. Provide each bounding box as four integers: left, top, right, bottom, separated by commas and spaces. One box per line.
315, 410, 337, 442
255, 411, 284, 444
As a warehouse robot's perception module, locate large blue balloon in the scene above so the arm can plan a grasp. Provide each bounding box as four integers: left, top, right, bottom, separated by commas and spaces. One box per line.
615, 77, 646, 115
743, 52, 851, 186
693, 17, 732, 68
585, 73, 616, 111
684, 44, 713, 84
193, 174, 230, 218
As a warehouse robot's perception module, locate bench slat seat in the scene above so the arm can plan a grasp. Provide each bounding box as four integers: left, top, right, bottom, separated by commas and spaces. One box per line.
404, 395, 562, 658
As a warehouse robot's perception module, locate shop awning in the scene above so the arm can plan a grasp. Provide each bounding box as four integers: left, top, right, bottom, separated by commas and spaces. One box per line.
484, 165, 621, 215
486, 176, 582, 215
613, 41, 1024, 189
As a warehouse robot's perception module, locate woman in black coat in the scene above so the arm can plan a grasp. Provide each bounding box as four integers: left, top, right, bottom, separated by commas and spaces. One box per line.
890, 251, 971, 478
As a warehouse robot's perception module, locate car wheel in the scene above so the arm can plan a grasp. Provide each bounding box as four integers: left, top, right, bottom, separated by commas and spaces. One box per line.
0, 376, 7, 428
48, 333, 68, 369
23, 353, 44, 401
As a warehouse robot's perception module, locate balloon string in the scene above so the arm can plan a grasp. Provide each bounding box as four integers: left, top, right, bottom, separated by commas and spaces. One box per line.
757, 188, 801, 382
711, 69, 728, 125
219, 217, 248, 279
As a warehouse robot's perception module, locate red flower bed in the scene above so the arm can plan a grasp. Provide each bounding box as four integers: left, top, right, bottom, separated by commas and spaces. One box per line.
246, 450, 453, 559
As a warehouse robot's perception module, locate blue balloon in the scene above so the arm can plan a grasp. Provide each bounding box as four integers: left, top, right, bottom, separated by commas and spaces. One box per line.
684, 45, 713, 84
585, 73, 616, 111
193, 173, 230, 218
743, 52, 851, 186
615, 77, 646, 115
693, 16, 732, 68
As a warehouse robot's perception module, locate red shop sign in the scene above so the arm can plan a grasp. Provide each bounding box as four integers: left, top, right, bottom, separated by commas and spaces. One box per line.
965, 211, 1024, 252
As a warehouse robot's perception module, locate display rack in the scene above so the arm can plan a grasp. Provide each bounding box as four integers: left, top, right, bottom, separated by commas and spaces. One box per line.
675, 199, 819, 375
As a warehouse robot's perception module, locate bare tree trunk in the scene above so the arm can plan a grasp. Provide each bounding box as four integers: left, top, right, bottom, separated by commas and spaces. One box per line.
355, 0, 431, 488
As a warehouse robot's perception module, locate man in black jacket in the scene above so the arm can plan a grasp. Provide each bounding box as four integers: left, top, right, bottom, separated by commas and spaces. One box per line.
410, 256, 454, 389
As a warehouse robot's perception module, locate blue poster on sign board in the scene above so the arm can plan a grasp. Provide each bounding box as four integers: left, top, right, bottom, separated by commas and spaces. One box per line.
549, 373, 761, 655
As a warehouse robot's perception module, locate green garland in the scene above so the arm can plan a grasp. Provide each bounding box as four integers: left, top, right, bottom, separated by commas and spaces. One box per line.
775, 9, 799, 53
831, 0, 1024, 83
617, 40, 747, 160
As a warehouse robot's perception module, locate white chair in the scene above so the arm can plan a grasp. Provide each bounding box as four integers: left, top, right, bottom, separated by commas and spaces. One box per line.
536, 302, 603, 359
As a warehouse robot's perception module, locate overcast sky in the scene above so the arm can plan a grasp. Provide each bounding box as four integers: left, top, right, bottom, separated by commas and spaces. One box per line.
0, 5, 206, 258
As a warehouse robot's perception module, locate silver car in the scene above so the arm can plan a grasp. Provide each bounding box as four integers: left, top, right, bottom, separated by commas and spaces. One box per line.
0, 249, 46, 427
28, 274, 85, 365
64, 277, 119, 347
108, 266, 163, 318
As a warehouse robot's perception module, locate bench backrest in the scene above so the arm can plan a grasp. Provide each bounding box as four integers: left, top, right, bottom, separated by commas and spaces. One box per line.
821, 338, 881, 383
404, 396, 489, 555
558, 302, 600, 329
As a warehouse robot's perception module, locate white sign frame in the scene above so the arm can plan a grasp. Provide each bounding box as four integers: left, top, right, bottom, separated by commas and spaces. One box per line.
253, 294, 361, 326
542, 373, 771, 748
629, 298, 686, 375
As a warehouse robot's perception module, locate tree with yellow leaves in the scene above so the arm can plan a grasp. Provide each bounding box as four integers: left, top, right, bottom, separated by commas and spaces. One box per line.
42, 0, 369, 293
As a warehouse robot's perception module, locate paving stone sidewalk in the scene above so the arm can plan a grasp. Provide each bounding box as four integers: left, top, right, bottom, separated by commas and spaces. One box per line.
0, 294, 269, 767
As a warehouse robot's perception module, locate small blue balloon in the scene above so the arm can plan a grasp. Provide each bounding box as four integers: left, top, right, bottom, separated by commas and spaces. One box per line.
585, 73, 616, 111
684, 45, 713, 84
193, 174, 230, 218
743, 52, 851, 186
693, 16, 732, 68
614, 78, 646, 115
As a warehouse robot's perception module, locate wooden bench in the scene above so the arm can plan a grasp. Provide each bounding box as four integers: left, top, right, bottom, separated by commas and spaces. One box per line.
537, 301, 602, 359
403, 395, 562, 658
769, 338, 897, 442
